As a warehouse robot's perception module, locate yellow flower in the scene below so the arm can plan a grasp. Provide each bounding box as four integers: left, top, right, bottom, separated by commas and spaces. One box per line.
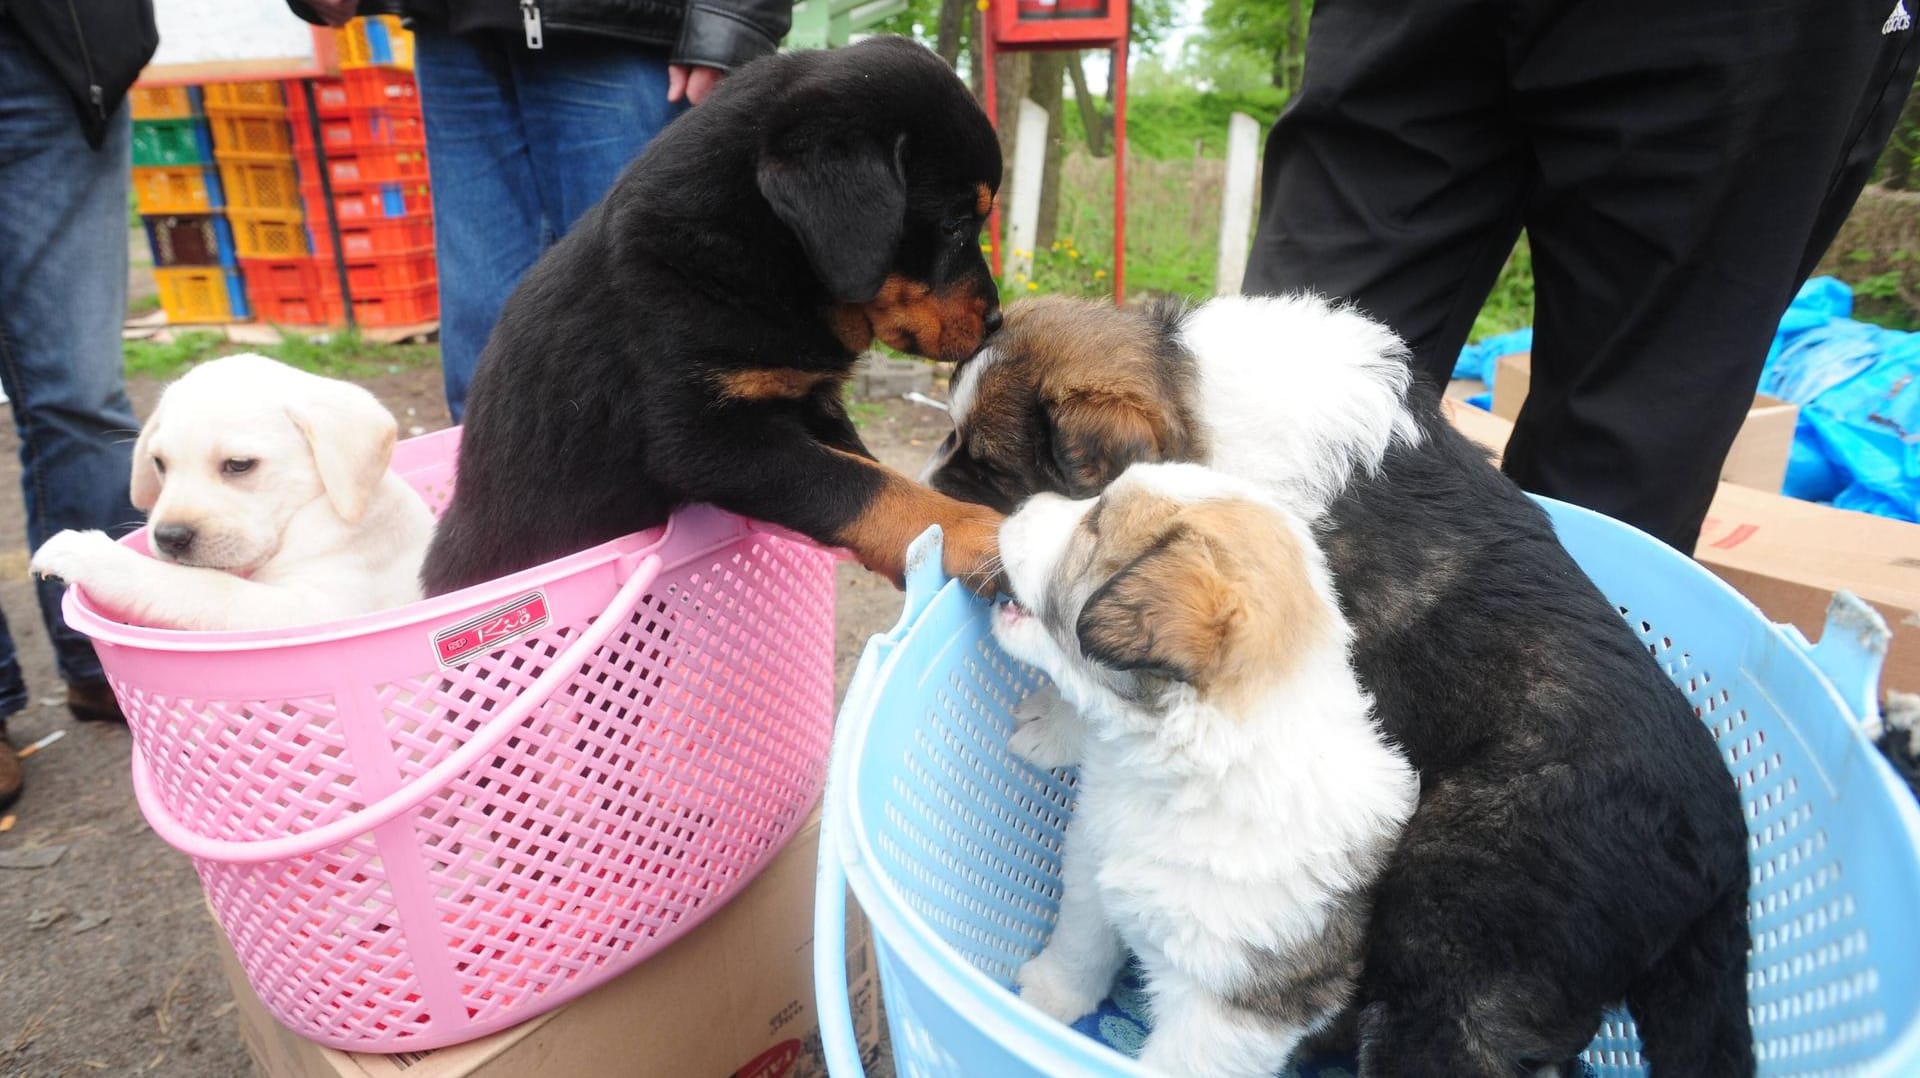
1068, 250, 1079, 260
1093, 269, 1107, 279
1026, 281, 1039, 291
976, 0, 987, 9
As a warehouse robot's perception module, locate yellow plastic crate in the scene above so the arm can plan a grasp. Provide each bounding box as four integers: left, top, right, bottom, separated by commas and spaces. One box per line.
228, 211, 310, 259
337, 15, 414, 71
132, 165, 221, 214
129, 85, 200, 120
154, 267, 241, 323
201, 81, 284, 114
217, 160, 301, 214
208, 111, 294, 161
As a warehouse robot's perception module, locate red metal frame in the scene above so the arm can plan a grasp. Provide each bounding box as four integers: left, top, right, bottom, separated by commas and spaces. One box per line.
980, 0, 1128, 305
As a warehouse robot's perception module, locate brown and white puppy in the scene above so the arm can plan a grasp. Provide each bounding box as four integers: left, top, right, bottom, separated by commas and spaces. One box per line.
991, 461, 1415, 1078
31, 354, 434, 631
930, 294, 1755, 1077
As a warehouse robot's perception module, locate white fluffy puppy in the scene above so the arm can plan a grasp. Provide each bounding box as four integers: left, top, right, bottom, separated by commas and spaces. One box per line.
32, 354, 434, 631
991, 462, 1417, 1078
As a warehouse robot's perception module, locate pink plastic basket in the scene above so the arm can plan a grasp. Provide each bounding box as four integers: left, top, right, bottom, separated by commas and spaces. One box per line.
61, 427, 839, 1052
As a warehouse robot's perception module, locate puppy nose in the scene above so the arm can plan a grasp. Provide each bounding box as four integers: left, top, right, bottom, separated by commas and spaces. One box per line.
982, 309, 1004, 336
153, 523, 195, 557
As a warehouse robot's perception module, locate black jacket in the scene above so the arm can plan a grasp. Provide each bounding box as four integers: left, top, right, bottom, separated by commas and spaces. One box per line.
291, 0, 790, 74
4, 0, 159, 148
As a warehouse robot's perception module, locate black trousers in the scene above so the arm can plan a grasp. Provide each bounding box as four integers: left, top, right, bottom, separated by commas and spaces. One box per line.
1245, 0, 1920, 552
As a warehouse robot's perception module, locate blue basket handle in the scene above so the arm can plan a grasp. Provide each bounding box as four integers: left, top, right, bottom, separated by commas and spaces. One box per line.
899, 524, 948, 629
1796, 591, 1890, 729
814, 825, 868, 1077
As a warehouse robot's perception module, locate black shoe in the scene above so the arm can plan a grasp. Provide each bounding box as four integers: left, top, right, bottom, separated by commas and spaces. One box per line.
66, 679, 125, 724
0, 724, 21, 811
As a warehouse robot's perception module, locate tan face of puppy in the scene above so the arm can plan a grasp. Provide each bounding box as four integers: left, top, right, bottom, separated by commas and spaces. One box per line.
991, 463, 1329, 713
131, 355, 397, 571
923, 296, 1202, 514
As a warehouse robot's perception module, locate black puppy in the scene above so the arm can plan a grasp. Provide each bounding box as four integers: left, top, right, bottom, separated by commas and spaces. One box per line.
926, 297, 1753, 1077
422, 37, 1007, 596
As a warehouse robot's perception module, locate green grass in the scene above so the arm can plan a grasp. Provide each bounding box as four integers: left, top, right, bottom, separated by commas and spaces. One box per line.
1060, 85, 1285, 161
123, 329, 439, 382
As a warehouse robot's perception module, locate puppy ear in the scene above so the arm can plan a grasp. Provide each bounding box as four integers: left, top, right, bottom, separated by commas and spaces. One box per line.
1049, 391, 1163, 498
758, 128, 908, 303
1075, 530, 1237, 685
130, 403, 164, 511
286, 381, 397, 523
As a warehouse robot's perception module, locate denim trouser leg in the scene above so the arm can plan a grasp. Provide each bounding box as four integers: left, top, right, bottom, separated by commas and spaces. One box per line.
0, 22, 141, 703
414, 29, 683, 422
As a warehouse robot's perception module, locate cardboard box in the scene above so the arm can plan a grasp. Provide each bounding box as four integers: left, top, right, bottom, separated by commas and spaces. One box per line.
221, 806, 883, 1078
1489, 352, 1800, 493
1443, 398, 1920, 694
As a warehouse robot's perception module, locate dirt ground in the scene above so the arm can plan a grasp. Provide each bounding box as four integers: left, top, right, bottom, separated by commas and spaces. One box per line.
0, 348, 953, 1077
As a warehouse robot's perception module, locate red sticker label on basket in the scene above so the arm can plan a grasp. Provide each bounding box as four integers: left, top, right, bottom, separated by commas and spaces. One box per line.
433, 590, 550, 668
733, 1040, 802, 1078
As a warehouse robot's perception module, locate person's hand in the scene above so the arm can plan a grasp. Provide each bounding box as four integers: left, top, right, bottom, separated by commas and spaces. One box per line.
667, 64, 725, 106
306, 0, 359, 27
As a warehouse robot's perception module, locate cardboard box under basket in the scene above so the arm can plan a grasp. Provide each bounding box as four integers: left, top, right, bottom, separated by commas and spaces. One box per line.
220, 806, 883, 1078
1445, 399, 1920, 694
1489, 352, 1800, 493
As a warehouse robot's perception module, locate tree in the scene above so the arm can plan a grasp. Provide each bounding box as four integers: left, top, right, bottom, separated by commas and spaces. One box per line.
1197, 0, 1306, 94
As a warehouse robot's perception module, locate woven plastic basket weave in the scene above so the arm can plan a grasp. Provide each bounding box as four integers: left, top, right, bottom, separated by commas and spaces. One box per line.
816, 501, 1920, 1078
63, 428, 839, 1052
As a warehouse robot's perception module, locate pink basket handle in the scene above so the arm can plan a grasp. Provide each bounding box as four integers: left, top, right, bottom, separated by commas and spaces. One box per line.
128, 551, 665, 865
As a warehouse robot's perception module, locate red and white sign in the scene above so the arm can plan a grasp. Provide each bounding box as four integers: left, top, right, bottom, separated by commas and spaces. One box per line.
433, 590, 551, 668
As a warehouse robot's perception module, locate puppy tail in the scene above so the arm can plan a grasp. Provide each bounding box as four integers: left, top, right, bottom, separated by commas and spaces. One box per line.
1625, 885, 1755, 1078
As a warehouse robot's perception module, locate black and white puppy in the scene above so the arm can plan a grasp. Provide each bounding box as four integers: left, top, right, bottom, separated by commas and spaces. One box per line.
928, 294, 1754, 1077
992, 462, 1417, 1078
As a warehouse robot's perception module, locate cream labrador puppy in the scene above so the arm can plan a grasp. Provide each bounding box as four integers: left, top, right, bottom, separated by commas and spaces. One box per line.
31, 354, 435, 631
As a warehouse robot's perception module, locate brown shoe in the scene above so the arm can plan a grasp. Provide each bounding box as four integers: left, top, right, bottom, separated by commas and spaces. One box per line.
66, 679, 124, 724
0, 726, 21, 812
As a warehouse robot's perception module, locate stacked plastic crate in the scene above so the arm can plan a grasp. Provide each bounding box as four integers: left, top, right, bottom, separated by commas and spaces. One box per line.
129, 85, 251, 323
259, 15, 436, 327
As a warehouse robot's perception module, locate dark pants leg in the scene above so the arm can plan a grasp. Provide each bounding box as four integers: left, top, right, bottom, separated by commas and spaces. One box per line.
1247, 0, 1920, 552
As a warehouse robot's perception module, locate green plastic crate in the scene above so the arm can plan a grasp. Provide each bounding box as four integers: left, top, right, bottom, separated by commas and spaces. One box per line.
131, 118, 214, 167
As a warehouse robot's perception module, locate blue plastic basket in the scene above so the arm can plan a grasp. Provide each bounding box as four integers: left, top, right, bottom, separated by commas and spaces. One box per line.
816, 497, 1920, 1077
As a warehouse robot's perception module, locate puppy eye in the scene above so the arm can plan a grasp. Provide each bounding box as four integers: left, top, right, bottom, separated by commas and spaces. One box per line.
221, 458, 257, 476
942, 214, 975, 236
153, 457, 166, 475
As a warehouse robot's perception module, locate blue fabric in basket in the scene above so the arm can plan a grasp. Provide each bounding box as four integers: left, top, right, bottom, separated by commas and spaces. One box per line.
1069, 959, 1596, 1077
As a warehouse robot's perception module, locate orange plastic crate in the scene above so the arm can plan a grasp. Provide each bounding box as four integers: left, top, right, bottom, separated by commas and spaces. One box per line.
129, 85, 201, 119
300, 180, 431, 223
347, 284, 437, 326
336, 15, 415, 71
202, 81, 285, 114
343, 67, 419, 110
229, 211, 310, 258
322, 146, 428, 185
154, 267, 246, 323
317, 214, 433, 259
241, 257, 333, 325
208, 111, 295, 161
218, 160, 302, 213
317, 249, 437, 294
132, 165, 223, 214
287, 77, 352, 119
290, 107, 425, 153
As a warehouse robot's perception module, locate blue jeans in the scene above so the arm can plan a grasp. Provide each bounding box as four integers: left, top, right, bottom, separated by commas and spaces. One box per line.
0, 21, 141, 717
414, 29, 685, 421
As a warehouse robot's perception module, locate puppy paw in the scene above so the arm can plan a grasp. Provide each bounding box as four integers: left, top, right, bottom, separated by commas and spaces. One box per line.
941, 506, 1006, 596
1016, 951, 1108, 1025
30, 530, 127, 587
1010, 685, 1083, 767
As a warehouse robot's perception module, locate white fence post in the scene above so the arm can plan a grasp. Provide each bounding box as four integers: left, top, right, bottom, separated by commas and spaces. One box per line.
1006, 98, 1050, 284
1216, 112, 1260, 296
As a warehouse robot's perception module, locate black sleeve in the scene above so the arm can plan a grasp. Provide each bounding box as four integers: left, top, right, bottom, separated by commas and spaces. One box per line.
672, 0, 791, 71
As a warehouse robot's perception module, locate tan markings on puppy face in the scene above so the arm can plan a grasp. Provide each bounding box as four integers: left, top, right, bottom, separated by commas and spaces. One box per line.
827, 448, 1005, 590
829, 304, 876, 354
1071, 490, 1330, 711
716, 368, 836, 402
866, 273, 992, 363
974, 182, 994, 218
